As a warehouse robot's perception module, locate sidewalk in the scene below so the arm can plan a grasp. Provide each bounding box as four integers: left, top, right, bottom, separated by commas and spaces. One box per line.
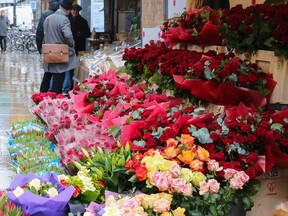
0, 50, 43, 189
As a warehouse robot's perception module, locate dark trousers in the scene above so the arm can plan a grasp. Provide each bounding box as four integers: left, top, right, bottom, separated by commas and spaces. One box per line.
40, 72, 65, 94
0, 36, 7, 51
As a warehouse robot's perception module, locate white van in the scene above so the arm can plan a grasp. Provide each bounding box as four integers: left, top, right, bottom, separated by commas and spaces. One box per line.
1, 5, 34, 30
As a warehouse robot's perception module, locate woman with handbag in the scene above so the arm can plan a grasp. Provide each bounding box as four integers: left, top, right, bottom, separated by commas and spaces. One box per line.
39, 0, 79, 94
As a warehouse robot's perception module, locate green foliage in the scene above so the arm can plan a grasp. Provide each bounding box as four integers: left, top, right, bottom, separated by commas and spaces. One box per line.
78, 144, 134, 193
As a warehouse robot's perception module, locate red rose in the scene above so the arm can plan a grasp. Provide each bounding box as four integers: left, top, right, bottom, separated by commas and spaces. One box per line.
280, 137, 288, 147
246, 134, 257, 144
240, 124, 251, 133
233, 135, 245, 144
245, 167, 257, 180
210, 132, 220, 141
246, 152, 258, 165
255, 127, 266, 137
146, 138, 157, 148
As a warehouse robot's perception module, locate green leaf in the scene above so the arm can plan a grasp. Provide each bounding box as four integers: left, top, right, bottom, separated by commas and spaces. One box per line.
271, 123, 284, 133
132, 110, 141, 119
128, 175, 139, 183
109, 125, 122, 137
81, 190, 100, 202
242, 196, 254, 211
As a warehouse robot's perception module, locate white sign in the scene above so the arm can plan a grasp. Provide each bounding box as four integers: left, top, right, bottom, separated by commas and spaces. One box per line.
90, 0, 104, 32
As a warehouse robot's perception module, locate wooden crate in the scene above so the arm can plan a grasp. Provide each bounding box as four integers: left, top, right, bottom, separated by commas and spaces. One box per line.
249, 50, 288, 104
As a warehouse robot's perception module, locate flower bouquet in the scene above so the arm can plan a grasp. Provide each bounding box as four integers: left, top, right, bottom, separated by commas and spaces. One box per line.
84, 191, 186, 216
125, 134, 261, 216
123, 42, 276, 107
219, 4, 288, 59
6, 172, 75, 216
160, 6, 223, 46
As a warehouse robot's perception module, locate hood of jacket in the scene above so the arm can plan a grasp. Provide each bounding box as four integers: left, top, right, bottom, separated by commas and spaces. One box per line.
49, 0, 60, 12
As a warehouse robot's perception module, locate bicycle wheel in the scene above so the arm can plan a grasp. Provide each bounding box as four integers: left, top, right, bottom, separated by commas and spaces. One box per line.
26, 40, 38, 52
14, 37, 25, 51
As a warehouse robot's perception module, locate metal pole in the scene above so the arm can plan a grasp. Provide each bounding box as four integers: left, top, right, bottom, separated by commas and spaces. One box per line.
13, 0, 16, 26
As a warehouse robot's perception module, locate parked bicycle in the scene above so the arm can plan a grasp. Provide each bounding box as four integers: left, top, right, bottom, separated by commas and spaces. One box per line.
7, 28, 38, 52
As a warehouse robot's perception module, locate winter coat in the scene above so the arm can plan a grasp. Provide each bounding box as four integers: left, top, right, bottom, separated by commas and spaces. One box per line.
68, 13, 91, 55
43, 8, 79, 73
36, 0, 59, 53
0, 16, 8, 37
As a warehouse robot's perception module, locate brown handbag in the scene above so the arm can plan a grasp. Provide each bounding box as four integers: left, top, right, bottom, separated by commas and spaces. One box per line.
42, 44, 69, 63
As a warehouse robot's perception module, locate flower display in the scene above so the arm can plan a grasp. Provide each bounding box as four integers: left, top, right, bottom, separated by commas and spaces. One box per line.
6, 172, 75, 216
219, 4, 288, 58
160, 6, 223, 46
31, 92, 66, 105
125, 134, 261, 215
123, 41, 276, 107
57, 164, 105, 203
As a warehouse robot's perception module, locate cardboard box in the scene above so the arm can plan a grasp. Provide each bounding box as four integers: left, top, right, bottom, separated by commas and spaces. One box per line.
249, 50, 288, 104
246, 168, 288, 216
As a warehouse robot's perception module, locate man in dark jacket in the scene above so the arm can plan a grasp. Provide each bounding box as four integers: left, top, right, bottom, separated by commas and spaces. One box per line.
36, 0, 60, 54
68, 4, 91, 55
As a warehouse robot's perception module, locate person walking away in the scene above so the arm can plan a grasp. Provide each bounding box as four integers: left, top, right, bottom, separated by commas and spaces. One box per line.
0, 10, 8, 52
39, 0, 79, 94
62, 3, 91, 95
36, 0, 60, 54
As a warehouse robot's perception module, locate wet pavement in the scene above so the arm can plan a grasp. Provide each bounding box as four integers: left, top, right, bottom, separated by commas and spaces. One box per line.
0, 50, 43, 189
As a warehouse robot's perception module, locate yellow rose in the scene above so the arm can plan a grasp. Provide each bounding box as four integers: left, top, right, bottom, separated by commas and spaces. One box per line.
191, 171, 206, 186
141, 194, 157, 209
180, 168, 193, 183
158, 192, 173, 202
173, 207, 186, 216
161, 212, 171, 216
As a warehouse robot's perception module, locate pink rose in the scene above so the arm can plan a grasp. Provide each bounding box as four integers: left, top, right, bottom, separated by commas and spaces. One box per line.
170, 178, 186, 193
122, 198, 140, 208
153, 199, 171, 213
224, 168, 237, 180
181, 183, 193, 196
199, 181, 209, 195
208, 179, 220, 194
238, 171, 250, 183
207, 160, 223, 172
170, 164, 181, 178
230, 175, 244, 190
155, 172, 171, 191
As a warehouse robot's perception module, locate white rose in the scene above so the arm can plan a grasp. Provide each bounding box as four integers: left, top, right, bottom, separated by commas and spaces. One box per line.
13, 186, 24, 197
28, 178, 41, 191
47, 187, 59, 199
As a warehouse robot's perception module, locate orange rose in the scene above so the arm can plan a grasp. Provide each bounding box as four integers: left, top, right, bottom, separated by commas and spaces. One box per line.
166, 138, 178, 148
163, 147, 180, 159
135, 164, 148, 181
180, 134, 195, 146
177, 150, 195, 164
196, 146, 210, 161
